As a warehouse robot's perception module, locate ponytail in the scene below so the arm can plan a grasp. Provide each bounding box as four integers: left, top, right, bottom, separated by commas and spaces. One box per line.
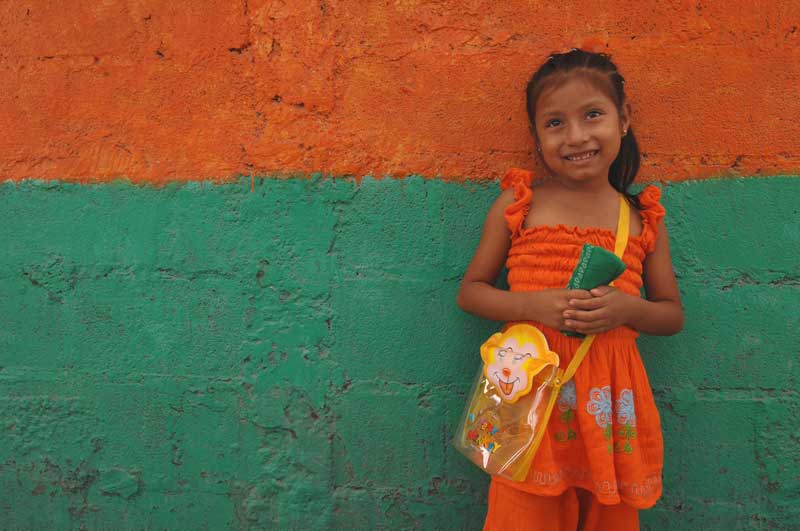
610, 128, 641, 209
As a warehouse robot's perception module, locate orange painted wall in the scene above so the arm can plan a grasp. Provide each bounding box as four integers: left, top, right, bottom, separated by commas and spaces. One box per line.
2, 1, 799, 184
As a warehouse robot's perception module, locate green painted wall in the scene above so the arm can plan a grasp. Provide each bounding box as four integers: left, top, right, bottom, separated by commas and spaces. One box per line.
1, 176, 798, 530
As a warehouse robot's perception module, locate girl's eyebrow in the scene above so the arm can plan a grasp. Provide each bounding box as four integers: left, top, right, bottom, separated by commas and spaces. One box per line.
537, 108, 564, 119
538, 99, 612, 117
579, 99, 613, 109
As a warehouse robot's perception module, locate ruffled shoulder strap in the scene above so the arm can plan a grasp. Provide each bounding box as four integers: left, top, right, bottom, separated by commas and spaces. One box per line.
500, 168, 533, 237
637, 185, 666, 253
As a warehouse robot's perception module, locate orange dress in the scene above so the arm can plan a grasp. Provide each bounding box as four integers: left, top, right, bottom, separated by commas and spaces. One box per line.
493, 168, 666, 509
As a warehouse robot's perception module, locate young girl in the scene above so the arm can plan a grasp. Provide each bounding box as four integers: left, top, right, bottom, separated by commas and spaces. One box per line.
457, 49, 684, 531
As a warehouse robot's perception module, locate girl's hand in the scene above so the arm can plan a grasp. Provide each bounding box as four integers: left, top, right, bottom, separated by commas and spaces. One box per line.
561, 285, 637, 335
529, 289, 594, 330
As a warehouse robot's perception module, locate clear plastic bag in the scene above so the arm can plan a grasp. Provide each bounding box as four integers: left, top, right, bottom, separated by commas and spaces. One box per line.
453, 324, 562, 481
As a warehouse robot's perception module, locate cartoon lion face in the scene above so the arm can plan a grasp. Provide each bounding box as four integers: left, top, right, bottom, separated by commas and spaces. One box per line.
480, 324, 560, 403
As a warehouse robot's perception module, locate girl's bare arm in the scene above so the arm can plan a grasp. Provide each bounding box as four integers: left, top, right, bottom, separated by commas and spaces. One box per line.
629, 219, 684, 335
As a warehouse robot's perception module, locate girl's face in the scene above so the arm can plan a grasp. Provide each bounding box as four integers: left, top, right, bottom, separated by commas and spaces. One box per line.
533, 75, 629, 186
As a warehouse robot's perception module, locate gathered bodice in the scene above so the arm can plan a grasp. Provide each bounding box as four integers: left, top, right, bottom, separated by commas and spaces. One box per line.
500, 168, 666, 343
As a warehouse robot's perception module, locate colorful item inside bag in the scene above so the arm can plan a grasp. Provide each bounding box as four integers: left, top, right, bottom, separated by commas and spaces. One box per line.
453, 195, 631, 481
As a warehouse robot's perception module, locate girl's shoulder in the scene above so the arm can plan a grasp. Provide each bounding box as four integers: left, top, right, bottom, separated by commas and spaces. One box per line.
637, 185, 664, 212
636, 185, 667, 253
499, 167, 533, 192
498, 168, 534, 237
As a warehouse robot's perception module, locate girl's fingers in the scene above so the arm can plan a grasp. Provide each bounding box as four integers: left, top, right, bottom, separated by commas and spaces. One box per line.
590, 285, 614, 297
566, 289, 593, 300
565, 320, 610, 334
568, 297, 605, 310
563, 309, 604, 321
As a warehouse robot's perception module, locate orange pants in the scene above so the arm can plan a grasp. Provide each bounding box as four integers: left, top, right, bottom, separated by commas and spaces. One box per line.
484, 480, 639, 531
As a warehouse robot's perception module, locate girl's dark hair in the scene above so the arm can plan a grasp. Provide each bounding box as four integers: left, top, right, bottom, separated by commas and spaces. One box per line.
526, 49, 641, 208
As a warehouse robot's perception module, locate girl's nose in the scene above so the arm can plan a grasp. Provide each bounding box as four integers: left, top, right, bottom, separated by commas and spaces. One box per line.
566, 123, 588, 145
502, 368, 511, 378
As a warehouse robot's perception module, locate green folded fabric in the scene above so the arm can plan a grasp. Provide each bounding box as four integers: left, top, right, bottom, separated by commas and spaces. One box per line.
562, 243, 627, 338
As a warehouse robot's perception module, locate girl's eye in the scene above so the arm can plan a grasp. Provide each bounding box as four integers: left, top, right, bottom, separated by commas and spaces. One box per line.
545, 119, 561, 128
586, 110, 603, 119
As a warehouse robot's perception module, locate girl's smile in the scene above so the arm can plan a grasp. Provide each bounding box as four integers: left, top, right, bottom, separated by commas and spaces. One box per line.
564, 150, 599, 162
533, 75, 629, 185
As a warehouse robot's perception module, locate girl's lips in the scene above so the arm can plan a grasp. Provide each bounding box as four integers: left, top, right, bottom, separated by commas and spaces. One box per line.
564, 150, 598, 162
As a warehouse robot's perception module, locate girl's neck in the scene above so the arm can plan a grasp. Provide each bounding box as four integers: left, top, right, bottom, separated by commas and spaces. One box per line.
547, 175, 618, 198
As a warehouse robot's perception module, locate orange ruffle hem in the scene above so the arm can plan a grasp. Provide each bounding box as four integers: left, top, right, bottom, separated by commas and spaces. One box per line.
494, 168, 666, 509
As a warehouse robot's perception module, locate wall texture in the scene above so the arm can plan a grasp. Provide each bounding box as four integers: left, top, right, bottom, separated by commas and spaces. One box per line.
2, 1, 800, 530
1, 177, 798, 531
2, 1, 800, 182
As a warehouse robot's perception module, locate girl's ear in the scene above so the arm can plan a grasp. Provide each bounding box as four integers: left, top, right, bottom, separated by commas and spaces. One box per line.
620, 103, 632, 135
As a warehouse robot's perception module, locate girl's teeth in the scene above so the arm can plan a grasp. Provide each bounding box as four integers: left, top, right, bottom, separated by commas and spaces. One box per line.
567, 151, 596, 161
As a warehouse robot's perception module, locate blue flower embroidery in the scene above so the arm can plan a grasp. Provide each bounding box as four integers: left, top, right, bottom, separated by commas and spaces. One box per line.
555, 380, 578, 443
586, 386, 613, 428
616, 389, 636, 427
557, 380, 577, 412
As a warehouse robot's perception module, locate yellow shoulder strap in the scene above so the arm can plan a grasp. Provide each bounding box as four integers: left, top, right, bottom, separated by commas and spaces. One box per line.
613, 194, 631, 258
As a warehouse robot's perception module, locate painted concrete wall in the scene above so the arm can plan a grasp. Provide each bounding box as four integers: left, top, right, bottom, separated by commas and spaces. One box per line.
2, 1, 800, 182
2, 177, 799, 530
2, 1, 800, 530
